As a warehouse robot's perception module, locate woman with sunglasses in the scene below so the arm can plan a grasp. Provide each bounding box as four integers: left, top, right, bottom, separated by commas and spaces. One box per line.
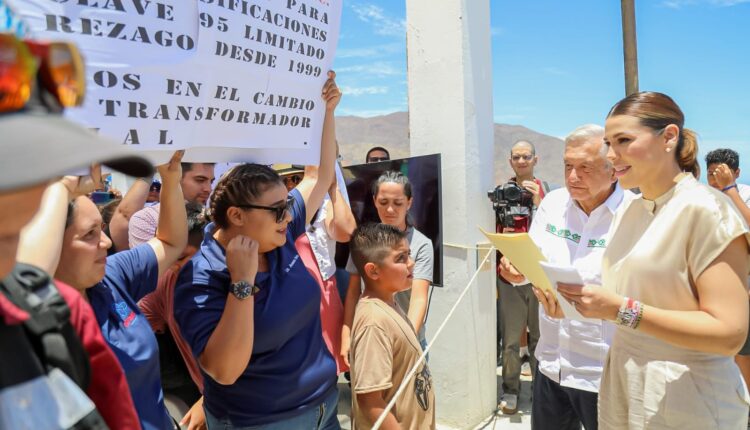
17, 151, 188, 430
173, 72, 342, 429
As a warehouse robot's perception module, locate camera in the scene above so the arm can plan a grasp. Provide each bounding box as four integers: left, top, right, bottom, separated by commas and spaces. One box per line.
487, 182, 534, 229
487, 182, 533, 208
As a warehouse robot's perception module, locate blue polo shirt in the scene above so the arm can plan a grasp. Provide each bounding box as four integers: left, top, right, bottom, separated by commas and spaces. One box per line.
87, 245, 173, 430
174, 189, 337, 426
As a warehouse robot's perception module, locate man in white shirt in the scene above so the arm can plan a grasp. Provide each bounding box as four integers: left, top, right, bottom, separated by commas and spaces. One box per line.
704, 148, 750, 422
500, 124, 633, 430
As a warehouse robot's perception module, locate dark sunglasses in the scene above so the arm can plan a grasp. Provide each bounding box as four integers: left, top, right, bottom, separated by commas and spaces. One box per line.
0, 33, 86, 112
511, 154, 535, 162
236, 196, 294, 223
283, 174, 303, 186
367, 156, 390, 163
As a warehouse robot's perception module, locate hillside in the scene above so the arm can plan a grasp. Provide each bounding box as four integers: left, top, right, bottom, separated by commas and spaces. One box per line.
336, 111, 564, 186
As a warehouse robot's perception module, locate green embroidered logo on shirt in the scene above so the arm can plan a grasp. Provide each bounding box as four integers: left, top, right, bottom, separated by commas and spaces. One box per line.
545, 223, 581, 243
587, 238, 606, 248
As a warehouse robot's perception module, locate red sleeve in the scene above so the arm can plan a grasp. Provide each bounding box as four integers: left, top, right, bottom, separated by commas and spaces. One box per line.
55, 281, 143, 430
138, 272, 171, 333
535, 178, 546, 200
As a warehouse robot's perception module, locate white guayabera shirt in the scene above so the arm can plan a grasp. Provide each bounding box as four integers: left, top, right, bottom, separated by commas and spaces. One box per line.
528, 183, 634, 393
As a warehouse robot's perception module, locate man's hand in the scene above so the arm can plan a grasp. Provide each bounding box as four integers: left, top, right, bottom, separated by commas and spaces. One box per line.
557, 283, 621, 320
499, 256, 525, 284
532, 286, 564, 319
61, 164, 102, 199
226, 235, 259, 284
157, 150, 184, 185
521, 180, 542, 206
179, 397, 206, 430
323, 71, 341, 112
711, 163, 736, 189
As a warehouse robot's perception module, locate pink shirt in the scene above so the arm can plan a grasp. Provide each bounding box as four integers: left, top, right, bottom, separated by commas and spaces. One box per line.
138, 262, 204, 392
295, 234, 348, 374
128, 204, 160, 249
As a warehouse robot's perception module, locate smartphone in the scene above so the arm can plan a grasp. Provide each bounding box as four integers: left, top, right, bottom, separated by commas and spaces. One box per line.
91, 191, 116, 205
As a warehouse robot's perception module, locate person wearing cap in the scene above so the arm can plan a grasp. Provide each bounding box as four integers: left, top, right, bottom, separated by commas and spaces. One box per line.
1, 30, 154, 429
17, 149, 188, 430
274, 164, 306, 191
148, 180, 162, 204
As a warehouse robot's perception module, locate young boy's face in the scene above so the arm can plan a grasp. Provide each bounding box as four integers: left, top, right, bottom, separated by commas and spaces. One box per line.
373, 239, 415, 293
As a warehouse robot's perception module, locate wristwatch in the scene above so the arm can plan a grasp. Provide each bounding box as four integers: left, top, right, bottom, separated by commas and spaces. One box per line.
230, 280, 260, 300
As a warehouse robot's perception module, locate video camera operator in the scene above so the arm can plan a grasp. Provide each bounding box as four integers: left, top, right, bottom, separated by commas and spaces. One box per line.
490, 140, 548, 414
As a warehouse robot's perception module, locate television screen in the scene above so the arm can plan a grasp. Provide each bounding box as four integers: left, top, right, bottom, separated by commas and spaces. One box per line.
340, 154, 443, 287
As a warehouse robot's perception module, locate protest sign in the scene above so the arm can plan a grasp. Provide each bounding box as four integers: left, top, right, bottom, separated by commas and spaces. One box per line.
8, 0, 342, 164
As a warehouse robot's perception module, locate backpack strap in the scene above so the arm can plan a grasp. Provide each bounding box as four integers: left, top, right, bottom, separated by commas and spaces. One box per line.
0, 264, 91, 390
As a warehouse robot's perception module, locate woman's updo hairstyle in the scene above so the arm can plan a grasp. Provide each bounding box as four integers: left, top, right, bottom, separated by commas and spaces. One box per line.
607, 91, 700, 178
372, 170, 413, 199
209, 164, 283, 229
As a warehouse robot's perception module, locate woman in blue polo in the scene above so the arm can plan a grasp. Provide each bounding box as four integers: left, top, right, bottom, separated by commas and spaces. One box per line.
18, 152, 189, 430
174, 73, 341, 429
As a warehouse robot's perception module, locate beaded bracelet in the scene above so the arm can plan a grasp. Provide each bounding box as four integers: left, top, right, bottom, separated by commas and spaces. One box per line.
615, 297, 644, 329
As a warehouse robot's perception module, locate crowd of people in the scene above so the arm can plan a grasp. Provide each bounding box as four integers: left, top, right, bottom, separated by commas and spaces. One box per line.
2, 30, 750, 430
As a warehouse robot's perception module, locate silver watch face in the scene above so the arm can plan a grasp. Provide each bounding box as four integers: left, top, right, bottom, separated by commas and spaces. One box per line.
232, 281, 253, 300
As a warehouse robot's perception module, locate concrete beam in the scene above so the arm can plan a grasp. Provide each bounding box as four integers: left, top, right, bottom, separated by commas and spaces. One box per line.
405, 0, 497, 427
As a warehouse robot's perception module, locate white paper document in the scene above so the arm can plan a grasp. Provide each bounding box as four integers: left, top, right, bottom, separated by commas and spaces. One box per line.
538, 261, 599, 323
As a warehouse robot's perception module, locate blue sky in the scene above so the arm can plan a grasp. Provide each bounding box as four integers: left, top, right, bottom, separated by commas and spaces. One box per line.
333, 0, 750, 183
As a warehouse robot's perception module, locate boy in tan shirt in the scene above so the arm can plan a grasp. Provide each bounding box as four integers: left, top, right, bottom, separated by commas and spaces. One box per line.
349, 223, 436, 430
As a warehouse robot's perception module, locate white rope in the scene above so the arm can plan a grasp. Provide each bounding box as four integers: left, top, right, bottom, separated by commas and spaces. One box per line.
443, 241, 493, 251
371, 246, 496, 430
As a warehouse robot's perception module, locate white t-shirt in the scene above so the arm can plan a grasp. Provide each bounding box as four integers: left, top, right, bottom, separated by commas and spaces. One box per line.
306, 195, 337, 280
737, 183, 750, 206
529, 183, 634, 393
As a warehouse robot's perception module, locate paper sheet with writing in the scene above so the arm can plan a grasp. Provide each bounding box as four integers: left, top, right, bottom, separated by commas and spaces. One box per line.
538, 262, 598, 323
8, 0, 342, 165
480, 228, 597, 322
479, 228, 553, 292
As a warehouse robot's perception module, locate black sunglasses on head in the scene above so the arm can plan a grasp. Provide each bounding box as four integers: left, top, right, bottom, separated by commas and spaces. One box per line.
236, 196, 295, 223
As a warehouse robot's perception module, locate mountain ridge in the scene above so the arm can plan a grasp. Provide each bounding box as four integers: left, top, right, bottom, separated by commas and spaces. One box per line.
335, 111, 564, 185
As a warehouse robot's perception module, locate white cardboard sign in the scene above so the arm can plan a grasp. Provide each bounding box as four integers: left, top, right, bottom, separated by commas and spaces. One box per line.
9, 0, 341, 164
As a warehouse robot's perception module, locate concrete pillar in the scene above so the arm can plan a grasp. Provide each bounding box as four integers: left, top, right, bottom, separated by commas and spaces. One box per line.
405, 0, 497, 428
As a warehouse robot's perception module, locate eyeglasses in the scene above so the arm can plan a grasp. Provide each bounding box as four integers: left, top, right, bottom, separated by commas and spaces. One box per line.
283, 174, 303, 187
0, 33, 86, 112
367, 156, 390, 163
236, 196, 295, 223
511, 154, 535, 162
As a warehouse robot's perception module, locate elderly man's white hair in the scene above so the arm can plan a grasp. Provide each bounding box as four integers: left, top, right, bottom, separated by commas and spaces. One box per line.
564, 124, 608, 160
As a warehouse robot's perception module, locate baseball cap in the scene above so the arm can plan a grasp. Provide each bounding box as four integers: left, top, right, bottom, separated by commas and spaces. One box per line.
1, 31, 153, 192
272, 164, 305, 175
1, 105, 154, 193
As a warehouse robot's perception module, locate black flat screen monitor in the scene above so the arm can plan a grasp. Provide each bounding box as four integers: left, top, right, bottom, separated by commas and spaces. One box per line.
340, 153, 443, 287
